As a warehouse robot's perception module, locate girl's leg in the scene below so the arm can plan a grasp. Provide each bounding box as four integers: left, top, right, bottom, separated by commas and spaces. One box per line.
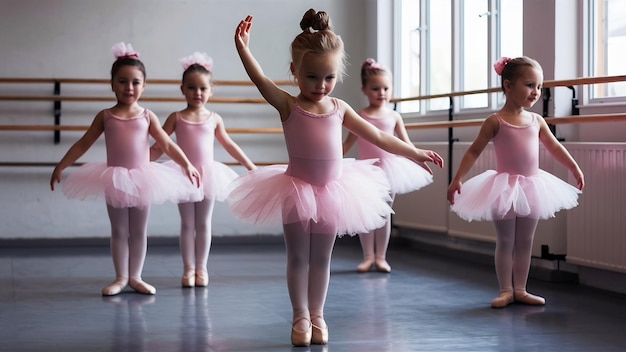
374, 214, 392, 273
194, 198, 215, 286
491, 218, 516, 308
356, 231, 376, 272
178, 201, 196, 287
283, 220, 313, 346
103, 205, 130, 296
512, 217, 544, 305
127, 206, 155, 295
308, 221, 336, 345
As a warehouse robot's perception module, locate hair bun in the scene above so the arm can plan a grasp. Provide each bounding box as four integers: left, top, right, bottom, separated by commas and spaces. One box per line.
300, 8, 331, 32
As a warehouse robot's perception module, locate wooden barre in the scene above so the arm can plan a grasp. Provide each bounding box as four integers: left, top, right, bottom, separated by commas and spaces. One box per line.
0, 77, 293, 86
0, 125, 283, 133
0, 95, 268, 104
391, 74, 626, 103
404, 113, 626, 130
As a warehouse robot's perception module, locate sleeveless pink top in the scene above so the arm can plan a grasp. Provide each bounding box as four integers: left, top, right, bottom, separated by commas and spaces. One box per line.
356, 112, 395, 162
104, 109, 150, 169
492, 114, 539, 176
173, 112, 216, 169
283, 100, 343, 186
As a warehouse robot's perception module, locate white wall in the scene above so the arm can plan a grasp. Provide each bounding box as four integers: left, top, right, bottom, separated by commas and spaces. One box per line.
0, 0, 367, 239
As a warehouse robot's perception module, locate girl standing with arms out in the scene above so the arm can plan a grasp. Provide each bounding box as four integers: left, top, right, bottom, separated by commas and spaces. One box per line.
50, 43, 201, 296
343, 58, 433, 273
231, 10, 443, 346
150, 52, 256, 288
447, 56, 584, 308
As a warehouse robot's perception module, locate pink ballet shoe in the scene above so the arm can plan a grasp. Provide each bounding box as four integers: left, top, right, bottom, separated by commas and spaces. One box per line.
129, 278, 156, 295
375, 259, 392, 273
102, 278, 128, 296
514, 290, 546, 305
356, 258, 375, 272
311, 316, 328, 345
291, 317, 312, 347
182, 270, 195, 288
195, 269, 209, 287
491, 291, 514, 308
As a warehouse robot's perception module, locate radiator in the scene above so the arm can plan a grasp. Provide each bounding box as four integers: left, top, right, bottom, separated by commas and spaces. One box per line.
566, 143, 626, 273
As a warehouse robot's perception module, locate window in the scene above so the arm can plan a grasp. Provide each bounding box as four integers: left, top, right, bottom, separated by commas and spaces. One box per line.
588, 0, 626, 101
395, 0, 523, 114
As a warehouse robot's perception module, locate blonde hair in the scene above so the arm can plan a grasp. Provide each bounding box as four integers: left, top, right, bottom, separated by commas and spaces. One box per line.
498, 56, 542, 92
360, 58, 390, 87
290, 9, 347, 81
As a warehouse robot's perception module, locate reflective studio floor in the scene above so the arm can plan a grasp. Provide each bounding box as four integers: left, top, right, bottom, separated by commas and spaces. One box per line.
1, 235, 625, 352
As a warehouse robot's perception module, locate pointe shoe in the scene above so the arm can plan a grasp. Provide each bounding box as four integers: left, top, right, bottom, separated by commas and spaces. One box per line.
102, 278, 128, 296
491, 291, 514, 308
356, 258, 375, 272
375, 259, 392, 273
182, 270, 195, 288
514, 290, 546, 305
311, 316, 328, 345
291, 317, 312, 347
129, 278, 156, 295
195, 269, 209, 287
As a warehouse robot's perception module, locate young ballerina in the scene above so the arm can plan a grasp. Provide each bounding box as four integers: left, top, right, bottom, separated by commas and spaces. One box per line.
343, 58, 434, 273
50, 43, 201, 296
231, 10, 443, 346
150, 52, 256, 288
447, 56, 584, 308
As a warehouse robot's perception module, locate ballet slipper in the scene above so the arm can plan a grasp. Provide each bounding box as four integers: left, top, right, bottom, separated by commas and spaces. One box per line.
356, 257, 375, 272
129, 278, 156, 295
101, 277, 128, 296
195, 269, 209, 287
181, 270, 195, 288
311, 316, 328, 345
375, 258, 392, 273
291, 317, 312, 347
491, 291, 514, 308
514, 290, 546, 305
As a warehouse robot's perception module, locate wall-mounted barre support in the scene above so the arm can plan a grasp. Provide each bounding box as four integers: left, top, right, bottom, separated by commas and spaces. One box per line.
54, 81, 61, 144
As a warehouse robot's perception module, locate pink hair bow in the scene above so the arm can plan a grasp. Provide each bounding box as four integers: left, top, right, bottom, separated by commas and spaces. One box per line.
363, 58, 385, 70
494, 57, 511, 75
112, 42, 139, 59
180, 52, 214, 71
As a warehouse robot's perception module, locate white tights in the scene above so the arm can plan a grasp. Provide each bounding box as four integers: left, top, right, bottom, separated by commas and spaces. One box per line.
106, 204, 150, 282
178, 198, 215, 272
359, 195, 394, 261
283, 219, 337, 329
493, 216, 539, 293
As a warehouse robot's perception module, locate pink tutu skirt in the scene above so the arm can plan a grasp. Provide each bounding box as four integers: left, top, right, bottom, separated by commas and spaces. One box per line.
227, 159, 393, 235
450, 169, 581, 221
62, 161, 200, 208
378, 156, 433, 194
164, 160, 239, 202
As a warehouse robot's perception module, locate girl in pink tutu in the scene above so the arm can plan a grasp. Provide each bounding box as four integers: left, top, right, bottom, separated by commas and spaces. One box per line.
447, 56, 584, 308
343, 58, 433, 273
232, 10, 443, 346
150, 52, 256, 288
50, 43, 201, 296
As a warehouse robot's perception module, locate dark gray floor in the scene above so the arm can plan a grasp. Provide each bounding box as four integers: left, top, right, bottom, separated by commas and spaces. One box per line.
1, 236, 625, 352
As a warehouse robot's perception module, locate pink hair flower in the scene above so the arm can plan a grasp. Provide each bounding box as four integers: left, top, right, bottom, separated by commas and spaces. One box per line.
180, 52, 214, 71
112, 42, 139, 59
494, 57, 511, 75
362, 58, 385, 70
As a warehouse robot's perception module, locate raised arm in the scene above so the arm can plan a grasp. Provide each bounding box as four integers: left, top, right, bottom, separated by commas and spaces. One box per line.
50, 111, 105, 190
537, 116, 584, 190
341, 100, 443, 173
234, 15, 292, 119
214, 114, 257, 171
447, 114, 498, 204
149, 113, 176, 161
147, 111, 199, 186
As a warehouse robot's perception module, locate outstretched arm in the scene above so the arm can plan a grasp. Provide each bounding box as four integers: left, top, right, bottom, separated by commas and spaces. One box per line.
50, 111, 105, 190
341, 100, 443, 173
147, 111, 200, 186
214, 114, 257, 170
234, 15, 292, 120
149, 113, 176, 161
446, 115, 498, 204
538, 116, 584, 190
